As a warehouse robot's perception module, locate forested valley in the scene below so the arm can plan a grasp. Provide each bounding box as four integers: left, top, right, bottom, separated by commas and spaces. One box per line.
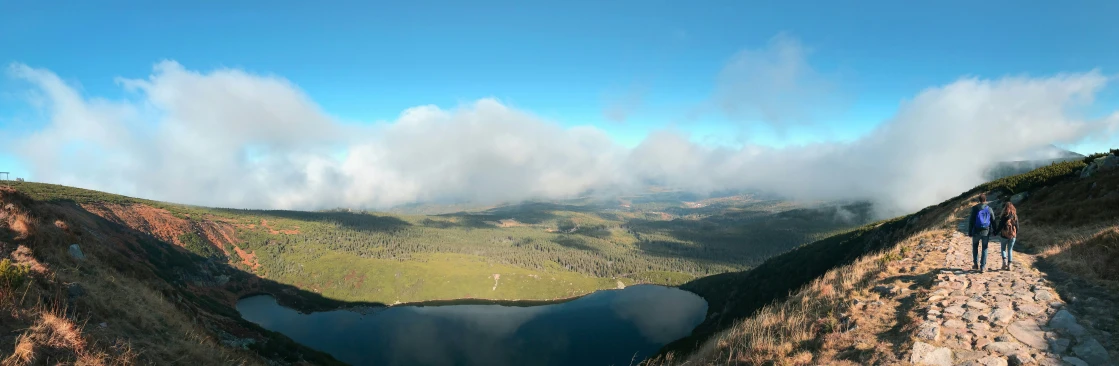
12, 182, 874, 303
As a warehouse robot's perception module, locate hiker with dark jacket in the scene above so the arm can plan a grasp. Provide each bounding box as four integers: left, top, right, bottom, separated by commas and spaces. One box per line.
966, 193, 995, 272
994, 202, 1020, 270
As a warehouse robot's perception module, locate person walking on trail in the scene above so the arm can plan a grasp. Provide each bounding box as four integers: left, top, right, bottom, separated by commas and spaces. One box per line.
995, 202, 1020, 271
967, 193, 995, 272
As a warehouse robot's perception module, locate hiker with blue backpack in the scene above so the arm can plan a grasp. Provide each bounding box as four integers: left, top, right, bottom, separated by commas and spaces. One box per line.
966, 193, 995, 272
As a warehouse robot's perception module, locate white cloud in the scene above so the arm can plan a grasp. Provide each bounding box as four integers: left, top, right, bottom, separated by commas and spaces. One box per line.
648, 71, 1117, 216
713, 33, 840, 130
3, 61, 1117, 216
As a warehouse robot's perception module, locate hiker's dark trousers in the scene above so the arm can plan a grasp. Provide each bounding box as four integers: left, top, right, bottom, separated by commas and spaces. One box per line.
972, 229, 990, 269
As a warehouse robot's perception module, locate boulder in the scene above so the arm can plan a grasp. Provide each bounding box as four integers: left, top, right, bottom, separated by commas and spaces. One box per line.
1009, 192, 1029, 204
68, 244, 85, 261
1049, 337, 1070, 354
910, 341, 953, 366
917, 322, 941, 341
1081, 161, 1098, 178
1071, 338, 1111, 366
1081, 154, 1119, 178
1096, 154, 1119, 172
1048, 310, 1087, 338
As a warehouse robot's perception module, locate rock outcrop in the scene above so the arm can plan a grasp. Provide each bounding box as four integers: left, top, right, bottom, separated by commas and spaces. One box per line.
1081, 153, 1119, 178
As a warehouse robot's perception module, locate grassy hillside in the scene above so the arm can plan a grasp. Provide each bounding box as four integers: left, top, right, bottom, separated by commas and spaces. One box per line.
5, 181, 869, 303
649, 152, 1118, 363
0, 186, 346, 365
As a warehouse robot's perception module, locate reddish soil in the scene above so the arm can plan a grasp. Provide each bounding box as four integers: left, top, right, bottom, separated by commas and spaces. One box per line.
78, 203, 256, 270
341, 269, 366, 288
196, 220, 238, 254
260, 219, 300, 235
81, 203, 192, 246
232, 245, 260, 271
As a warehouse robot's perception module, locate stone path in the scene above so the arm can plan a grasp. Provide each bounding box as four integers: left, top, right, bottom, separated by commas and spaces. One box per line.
909, 227, 1115, 366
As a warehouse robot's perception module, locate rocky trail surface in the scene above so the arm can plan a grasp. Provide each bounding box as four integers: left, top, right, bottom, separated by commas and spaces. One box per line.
907, 218, 1115, 366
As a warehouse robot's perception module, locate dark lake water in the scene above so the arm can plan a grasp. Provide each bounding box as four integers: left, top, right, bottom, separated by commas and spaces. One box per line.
236, 285, 707, 366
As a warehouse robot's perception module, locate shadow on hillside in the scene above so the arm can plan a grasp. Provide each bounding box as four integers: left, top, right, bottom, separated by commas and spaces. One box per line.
486, 202, 602, 217
41, 201, 358, 364
655, 199, 953, 360
1033, 258, 1119, 331
881, 268, 943, 356
233, 209, 413, 232
419, 202, 608, 230
1027, 231, 1119, 357
551, 235, 599, 252
1013, 169, 1119, 339
624, 204, 874, 270
419, 216, 494, 229
632, 239, 747, 268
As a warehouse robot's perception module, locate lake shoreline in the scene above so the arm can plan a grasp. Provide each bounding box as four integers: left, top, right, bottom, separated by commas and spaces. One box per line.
236, 285, 710, 366
238, 285, 655, 314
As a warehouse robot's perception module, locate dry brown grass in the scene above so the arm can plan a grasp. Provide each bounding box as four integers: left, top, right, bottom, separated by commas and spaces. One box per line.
648, 229, 948, 365
1, 305, 136, 366
0, 187, 263, 365
1014, 171, 1119, 283
1021, 222, 1119, 283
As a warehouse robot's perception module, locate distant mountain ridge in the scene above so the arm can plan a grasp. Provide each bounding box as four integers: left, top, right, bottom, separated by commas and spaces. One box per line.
984, 144, 1085, 180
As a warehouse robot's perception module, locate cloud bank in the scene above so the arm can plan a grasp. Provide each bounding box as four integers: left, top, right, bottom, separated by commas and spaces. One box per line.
4, 59, 1117, 216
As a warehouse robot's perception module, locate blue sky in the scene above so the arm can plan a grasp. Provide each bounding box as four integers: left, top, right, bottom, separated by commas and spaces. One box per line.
5, 1, 1115, 124
1, 1, 1118, 210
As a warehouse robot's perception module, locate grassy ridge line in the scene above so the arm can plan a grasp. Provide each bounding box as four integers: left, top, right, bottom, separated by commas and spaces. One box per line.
656, 157, 1095, 359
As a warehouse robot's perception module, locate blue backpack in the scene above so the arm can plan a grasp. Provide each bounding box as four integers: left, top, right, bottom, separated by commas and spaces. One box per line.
975, 205, 992, 229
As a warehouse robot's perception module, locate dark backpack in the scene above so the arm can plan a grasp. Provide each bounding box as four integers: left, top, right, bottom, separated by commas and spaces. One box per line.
975, 205, 992, 229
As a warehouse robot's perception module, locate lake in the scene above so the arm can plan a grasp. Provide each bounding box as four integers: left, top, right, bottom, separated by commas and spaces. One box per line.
236, 285, 707, 366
